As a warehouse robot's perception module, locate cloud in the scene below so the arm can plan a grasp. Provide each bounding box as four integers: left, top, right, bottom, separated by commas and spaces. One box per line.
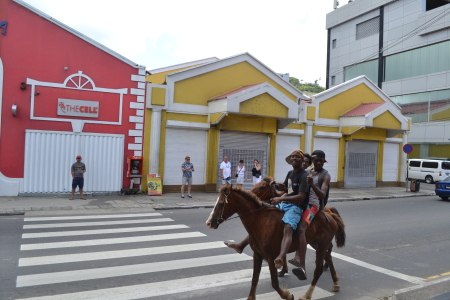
22, 0, 329, 84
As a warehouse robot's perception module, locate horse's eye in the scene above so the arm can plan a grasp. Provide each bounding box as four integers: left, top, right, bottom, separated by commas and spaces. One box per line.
259, 186, 264, 189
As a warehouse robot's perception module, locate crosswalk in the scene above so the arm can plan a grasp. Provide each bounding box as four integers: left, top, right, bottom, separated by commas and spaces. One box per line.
15, 212, 333, 300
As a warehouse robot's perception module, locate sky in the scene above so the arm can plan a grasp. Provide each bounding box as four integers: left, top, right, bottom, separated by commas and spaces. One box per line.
22, 0, 332, 85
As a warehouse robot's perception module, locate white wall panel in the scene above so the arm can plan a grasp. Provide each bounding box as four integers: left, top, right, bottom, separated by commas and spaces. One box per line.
163, 129, 207, 185
24, 131, 124, 193
383, 142, 399, 181
313, 138, 339, 183
275, 135, 300, 183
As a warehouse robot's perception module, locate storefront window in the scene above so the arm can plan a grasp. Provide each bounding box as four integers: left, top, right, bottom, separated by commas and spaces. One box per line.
344, 59, 378, 83
384, 40, 450, 82
391, 88, 450, 123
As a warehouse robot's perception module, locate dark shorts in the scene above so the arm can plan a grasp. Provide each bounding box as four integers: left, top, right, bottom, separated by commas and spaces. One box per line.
72, 177, 84, 190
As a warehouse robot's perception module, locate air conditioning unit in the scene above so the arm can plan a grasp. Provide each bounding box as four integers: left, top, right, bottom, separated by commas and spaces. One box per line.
334, 0, 339, 9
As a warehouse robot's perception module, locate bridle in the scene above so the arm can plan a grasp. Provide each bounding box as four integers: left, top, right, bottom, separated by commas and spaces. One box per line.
215, 181, 279, 224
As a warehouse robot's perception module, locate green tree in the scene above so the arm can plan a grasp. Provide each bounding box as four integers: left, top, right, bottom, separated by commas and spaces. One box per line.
289, 76, 325, 94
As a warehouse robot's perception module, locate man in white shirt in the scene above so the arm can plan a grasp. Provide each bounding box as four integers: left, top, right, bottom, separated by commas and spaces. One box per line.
220, 156, 232, 185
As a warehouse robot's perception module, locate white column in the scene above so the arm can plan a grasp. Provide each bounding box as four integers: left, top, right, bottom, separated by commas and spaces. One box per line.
304, 122, 313, 154
149, 109, 162, 175
400, 132, 408, 182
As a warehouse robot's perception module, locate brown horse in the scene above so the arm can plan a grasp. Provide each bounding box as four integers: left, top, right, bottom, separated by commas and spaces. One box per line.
205, 184, 346, 300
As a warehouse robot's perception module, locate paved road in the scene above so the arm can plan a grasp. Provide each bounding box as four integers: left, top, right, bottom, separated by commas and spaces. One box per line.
1, 195, 449, 300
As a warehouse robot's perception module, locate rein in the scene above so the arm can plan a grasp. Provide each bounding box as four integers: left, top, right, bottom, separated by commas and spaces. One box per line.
218, 182, 276, 222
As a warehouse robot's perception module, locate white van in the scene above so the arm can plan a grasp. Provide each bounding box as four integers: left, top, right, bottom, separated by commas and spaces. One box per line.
407, 159, 450, 183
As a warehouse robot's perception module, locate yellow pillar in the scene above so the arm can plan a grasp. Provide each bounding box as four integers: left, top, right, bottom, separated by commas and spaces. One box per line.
377, 141, 384, 186
205, 127, 219, 191
157, 110, 167, 181
141, 109, 152, 192
337, 137, 346, 187
268, 133, 276, 178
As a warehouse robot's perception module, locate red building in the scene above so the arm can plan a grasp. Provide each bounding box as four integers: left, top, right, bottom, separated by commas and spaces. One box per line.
0, 0, 146, 195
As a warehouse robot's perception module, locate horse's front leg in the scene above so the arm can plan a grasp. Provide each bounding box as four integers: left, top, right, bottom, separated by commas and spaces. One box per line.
247, 251, 263, 300
298, 246, 326, 300
268, 257, 294, 300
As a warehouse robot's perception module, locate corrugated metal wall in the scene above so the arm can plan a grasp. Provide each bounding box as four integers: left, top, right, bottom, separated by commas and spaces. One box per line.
217, 131, 269, 191
24, 130, 124, 193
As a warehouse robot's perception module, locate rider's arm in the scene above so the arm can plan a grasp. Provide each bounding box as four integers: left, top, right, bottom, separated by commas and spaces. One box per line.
309, 173, 330, 200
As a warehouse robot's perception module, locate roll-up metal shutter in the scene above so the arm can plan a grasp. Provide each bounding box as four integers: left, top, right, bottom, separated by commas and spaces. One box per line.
383, 143, 399, 182
164, 128, 207, 185
345, 140, 378, 188
218, 131, 269, 191
24, 130, 124, 193
313, 137, 339, 183
275, 135, 300, 183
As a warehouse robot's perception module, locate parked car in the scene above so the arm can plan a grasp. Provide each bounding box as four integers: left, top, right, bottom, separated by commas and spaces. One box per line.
407, 159, 450, 184
435, 176, 450, 201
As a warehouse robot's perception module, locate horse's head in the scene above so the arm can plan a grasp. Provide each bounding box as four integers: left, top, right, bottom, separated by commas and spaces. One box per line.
205, 184, 237, 229
251, 177, 287, 201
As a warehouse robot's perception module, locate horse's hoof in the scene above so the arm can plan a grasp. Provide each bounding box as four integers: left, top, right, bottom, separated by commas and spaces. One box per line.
332, 284, 340, 292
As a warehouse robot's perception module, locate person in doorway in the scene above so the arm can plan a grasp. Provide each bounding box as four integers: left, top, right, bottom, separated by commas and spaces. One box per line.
235, 160, 246, 189
252, 159, 262, 185
220, 156, 232, 185
269, 149, 310, 281
70, 155, 86, 200
181, 155, 194, 198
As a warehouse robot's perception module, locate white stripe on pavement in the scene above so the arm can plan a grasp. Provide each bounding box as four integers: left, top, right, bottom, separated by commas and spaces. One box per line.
306, 245, 424, 284
235, 286, 333, 300
16, 268, 271, 300
19, 241, 228, 266
22, 224, 188, 239
21, 232, 206, 250
16, 253, 253, 287
24, 213, 162, 222
23, 218, 173, 229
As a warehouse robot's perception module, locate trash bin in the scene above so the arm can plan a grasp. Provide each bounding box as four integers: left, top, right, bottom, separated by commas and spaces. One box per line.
410, 179, 420, 192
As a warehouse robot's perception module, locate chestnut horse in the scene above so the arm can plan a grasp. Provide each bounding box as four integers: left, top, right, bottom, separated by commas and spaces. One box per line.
206, 184, 346, 300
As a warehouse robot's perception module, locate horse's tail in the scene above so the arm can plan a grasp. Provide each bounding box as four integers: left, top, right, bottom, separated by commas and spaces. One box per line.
328, 207, 346, 248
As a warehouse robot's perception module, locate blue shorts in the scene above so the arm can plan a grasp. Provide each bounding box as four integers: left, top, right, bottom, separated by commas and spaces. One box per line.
72, 177, 84, 190
276, 202, 304, 230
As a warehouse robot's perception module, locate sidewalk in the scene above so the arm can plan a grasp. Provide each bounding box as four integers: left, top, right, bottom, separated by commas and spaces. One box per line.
0, 184, 436, 215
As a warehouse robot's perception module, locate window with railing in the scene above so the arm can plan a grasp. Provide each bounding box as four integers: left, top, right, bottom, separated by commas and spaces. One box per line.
426, 0, 450, 11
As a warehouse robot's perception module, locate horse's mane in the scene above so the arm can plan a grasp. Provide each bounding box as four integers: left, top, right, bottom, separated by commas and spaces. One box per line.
219, 185, 272, 208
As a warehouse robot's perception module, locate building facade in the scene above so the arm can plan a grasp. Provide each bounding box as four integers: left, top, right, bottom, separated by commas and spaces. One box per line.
142, 52, 409, 192
0, 0, 146, 196
326, 0, 450, 158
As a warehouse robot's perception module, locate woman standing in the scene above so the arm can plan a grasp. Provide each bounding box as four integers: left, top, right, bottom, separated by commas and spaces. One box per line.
235, 160, 246, 189
252, 159, 262, 185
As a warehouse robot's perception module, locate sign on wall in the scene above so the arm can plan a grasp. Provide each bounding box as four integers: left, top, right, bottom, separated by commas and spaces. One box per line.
57, 98, 99, 118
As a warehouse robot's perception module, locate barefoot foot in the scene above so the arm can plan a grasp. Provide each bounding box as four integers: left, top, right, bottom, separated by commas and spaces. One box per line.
224, 241, 243, 254
274, 258, 284, 269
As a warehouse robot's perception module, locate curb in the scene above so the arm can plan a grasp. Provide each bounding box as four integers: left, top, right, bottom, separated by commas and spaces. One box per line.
0, 193, 437, 215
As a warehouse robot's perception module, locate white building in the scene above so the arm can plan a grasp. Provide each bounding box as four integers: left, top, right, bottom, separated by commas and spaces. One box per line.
326, 0, 450, 158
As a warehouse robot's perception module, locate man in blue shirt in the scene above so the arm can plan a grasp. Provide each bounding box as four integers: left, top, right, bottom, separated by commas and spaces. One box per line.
181, 155, 194, 198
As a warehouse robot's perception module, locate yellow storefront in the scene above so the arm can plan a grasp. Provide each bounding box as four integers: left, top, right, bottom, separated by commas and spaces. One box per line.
141, 54, 410, 192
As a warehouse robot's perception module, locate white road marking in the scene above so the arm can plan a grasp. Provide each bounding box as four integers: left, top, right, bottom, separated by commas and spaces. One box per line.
307, 245, 424, 284
16, 253, 253, 287
19, 241, 228, 266
22, 224, 188, 238
234, 286, 333, 300
23, 218, 173, 229
16, 268, 271, 300
24, 213, 162, 222
21, 231, 206, 250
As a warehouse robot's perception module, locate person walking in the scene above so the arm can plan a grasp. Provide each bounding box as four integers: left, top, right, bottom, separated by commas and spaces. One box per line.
220, 156, 232, 185
252, 159, 262, 185
181, 155, 194, 198
235, 160, 246, 189
70, 155, 86, 200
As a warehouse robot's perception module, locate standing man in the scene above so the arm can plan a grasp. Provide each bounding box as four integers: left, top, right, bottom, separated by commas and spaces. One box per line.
70, 155, 86, 200
181, 155, 194, 198
220, 156, 232, 185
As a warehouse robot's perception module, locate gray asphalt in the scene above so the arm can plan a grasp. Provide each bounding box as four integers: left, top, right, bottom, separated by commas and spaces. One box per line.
1, 195, 449, 300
